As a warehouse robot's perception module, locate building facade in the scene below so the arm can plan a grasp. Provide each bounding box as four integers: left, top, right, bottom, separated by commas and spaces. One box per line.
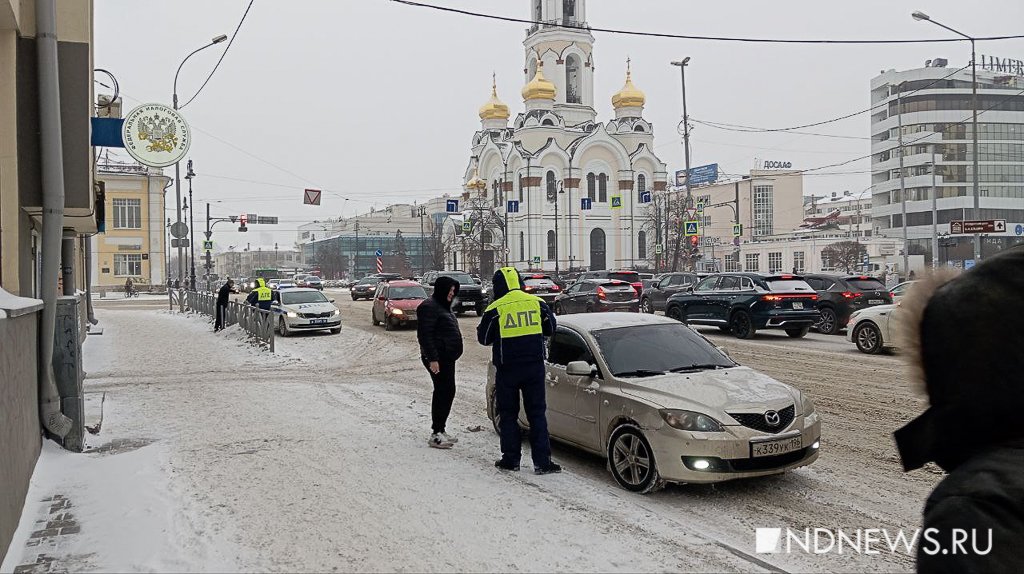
458, 0, 669, 275
803, 190, 873, 240
871, 59, 1024, 266
688, 170, 805, 249
90, 160, 169, 290
213, 247, 301, 279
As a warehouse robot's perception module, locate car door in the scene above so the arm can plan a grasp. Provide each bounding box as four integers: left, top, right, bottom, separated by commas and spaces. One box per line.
544, 328, 587, 439
373, 284, 387, 321
686, 276, 720, 322
707, 275, 741, 322
650, 275, 673, 311
573, 282, 595, 313
559, 283, 580, 313
662, 273, 695, 310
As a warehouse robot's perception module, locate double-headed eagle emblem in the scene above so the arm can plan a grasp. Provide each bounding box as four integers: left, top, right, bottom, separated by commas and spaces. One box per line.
136, 113, 178, 153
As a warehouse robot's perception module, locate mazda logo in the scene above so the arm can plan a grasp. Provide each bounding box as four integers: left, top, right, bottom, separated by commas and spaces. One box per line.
764, 410, 781, 426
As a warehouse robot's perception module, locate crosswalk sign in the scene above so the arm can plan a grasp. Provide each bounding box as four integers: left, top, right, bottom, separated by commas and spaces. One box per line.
732, 224, 743, 237
202, 240, 214, 251
611, 195, 623, 209
462, 221, 472, 233
684, 220, 700, 236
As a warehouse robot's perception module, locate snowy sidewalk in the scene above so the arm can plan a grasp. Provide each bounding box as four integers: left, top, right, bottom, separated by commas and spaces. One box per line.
3, 307, 782, 573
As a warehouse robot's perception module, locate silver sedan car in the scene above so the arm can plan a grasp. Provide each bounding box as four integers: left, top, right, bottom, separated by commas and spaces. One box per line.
486, 313, 821, 493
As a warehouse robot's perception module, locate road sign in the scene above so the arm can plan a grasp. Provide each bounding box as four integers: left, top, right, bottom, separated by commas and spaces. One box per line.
580, 197, 592, 210
951, 219, 1007, 234
462, 221, 472, 233
655, 244, 663, 254
375, 249, 383, 257
639, 191, 652, 204
696, 201, 706, 213
732, 223, 743, 237
610, 195, 623, 209
304, 189, 322, 205
507, 200, 520, 213
684, 208, 698, 220
676, 164, 719, 187
256, 216, 279, 225
964, 259, 976, 270
171, 238, 190, 248
170, 221, 188, 239
532, 256, 541, 264
684, 221, 700, 236
1016, 224, 1024, 236
446, 199, 459, 213
202, 240, 214, 251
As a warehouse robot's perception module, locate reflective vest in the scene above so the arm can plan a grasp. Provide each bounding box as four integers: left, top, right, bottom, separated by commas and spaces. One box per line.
486, 290, 543, 339
255, 279, 271, 302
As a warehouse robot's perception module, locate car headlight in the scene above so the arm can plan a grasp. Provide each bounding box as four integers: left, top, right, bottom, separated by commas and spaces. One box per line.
286, 312, 298, 318
392, 308, 404, 315
799, 393, 816, 416
333, 309, 340, 316
660, 409, 724, 432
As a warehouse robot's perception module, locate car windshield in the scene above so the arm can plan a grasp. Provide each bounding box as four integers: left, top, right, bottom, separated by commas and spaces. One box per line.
390, 286, 427, 299
592, 323, 735, 377
306, 277, 321, 282
608, 272, 639, 283
767, 279, 815, 292
847, 278, 886, 291
281, 291, 329, 305
357, 278, 378, 285
443, 273, 475, 285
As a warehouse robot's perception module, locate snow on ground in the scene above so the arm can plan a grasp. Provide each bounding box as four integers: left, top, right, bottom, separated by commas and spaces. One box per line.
4, 302, 937, 573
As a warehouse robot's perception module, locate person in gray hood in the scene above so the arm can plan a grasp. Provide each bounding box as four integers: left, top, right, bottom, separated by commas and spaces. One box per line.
894, 246, 1024, 573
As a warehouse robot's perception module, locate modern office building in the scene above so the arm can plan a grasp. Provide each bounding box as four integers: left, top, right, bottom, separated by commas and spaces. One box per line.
871, 59, 1024, 267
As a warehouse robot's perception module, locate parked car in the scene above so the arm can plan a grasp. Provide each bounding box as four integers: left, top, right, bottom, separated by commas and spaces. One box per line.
640, 272, 700, 314
552, 279, 639, 315
521, 274, 562, 304
304, 276, 323, 290
421, 270, 485, 315
237, 277, 251, 292
889, 280, 917, 305
801, 274, 893, 335
575, 269, 644, 296
293, 274, 310, 287
277, 281, 298, 290
350, 276, 382, 300
371, 280, 428, 331
485, 313, 821, 492
665, 273, 820, 339
847, 304, 899, 354
271, 287, 341, 336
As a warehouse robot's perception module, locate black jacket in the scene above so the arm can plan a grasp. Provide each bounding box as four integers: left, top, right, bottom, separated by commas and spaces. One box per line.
416, 276, 463, 363
217, 283, 232, 306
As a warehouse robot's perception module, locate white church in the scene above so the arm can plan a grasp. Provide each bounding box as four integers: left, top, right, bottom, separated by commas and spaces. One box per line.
453, 0, 669, 276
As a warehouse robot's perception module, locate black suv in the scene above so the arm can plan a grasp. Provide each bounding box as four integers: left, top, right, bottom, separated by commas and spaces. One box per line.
801, 274, 893, 335
665, 273, 820, 339
421, 270, 485, 315
639, 272, 699, 314
574, 270, 644, 296
552, 279, 639, 315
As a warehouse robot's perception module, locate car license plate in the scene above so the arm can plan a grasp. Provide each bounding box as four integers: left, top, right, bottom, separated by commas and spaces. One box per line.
750, 435, 802, 458
309, 319, 328, 325
869, 299, 884, 305
792, 302, 804, 310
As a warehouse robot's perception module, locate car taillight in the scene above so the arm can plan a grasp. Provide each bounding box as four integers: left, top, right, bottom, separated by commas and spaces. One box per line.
842, 291, 862, 299
551, 285, 561, 291
762, 295, 783, 302
632, 282, 642, 293
597, 287, 607, 300
524, 286, 534, 292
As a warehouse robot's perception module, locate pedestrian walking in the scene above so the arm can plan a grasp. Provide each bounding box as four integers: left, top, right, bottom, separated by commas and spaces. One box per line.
124, 277, 134, 298
416, 276, 464, 449
895, 246, 1024, 573
215, 278, 234, 332
245, 277, 272, 311
477, 267, 560, 474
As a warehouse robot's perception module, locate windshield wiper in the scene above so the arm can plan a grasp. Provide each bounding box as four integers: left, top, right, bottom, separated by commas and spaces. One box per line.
613, 369, 666, 378
668, 363, 729, 373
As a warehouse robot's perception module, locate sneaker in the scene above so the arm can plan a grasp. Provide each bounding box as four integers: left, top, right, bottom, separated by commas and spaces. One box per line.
535, 462, 562, 475
428, 433, 453, 449
440, 432, 459, 444
494, 459, 520, 471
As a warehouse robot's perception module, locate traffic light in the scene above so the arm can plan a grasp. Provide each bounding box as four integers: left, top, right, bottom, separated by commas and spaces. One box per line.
689, 235, 700, 258
238, 213, 248, 232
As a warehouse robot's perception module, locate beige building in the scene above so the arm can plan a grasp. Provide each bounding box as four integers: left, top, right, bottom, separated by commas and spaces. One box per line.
90, 160, 169, 290
690, 169, 805, 249
213, 247, 301, 279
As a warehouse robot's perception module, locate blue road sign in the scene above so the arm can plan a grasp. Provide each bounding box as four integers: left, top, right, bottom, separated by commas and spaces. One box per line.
507, 200, 520, 213
639, 191, 652, 204
375, 249, 383, 257
964, 259, 976, 270
1016, 223, 1023, 236
446, 199, 459, 213
684, 221, 699, 236
677, 164, 719, 187
581, 197, 593, 210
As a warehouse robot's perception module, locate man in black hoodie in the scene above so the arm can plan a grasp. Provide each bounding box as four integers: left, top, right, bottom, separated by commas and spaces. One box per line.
416, 275, 464, 449
895, 246, 1024, 573
214, 278, 234, 331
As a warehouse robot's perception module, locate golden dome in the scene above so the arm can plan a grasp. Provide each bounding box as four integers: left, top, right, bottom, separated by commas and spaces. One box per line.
479, 74, 510, 121
521, 61, 556, 101
612, 59, 646, 109
466, 167, 487, 191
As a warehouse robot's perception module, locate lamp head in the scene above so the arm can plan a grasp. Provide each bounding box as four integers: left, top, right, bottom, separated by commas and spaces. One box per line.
185, 159, 195, 179
212, 34, 228, 44
911, 11, 930, 21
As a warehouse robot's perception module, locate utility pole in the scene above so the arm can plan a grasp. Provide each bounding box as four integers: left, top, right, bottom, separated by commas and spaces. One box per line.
418, 205, 426, 275
670, 57, 693, 272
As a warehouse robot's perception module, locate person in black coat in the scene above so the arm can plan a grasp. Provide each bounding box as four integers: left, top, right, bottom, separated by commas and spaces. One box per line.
416, 275, 464, 449
215, 278, 234, 332
894, 246, 1024, 573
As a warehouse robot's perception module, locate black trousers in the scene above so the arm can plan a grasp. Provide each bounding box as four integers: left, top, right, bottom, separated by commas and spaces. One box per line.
423, 359, 456, 434
214, 303, 227, 331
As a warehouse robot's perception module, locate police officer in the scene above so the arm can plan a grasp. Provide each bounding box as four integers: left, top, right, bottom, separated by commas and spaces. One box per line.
245, 277, 272, 311
477, 267, 560, 474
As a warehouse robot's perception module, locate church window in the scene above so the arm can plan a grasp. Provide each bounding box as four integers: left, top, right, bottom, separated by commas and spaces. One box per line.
566, 54, 581, 104
586, 173, 596, 201
634, 125, 646, 132
598, 173, 608, 202
563, 0, 576, 19
542, 118, 555, 126
519, 232, 525, 261
518, 174, 525, 203
547, 230, 556, 260
546, 170, 557, 202
637, 174, 647, 201
534, 0, 542, 21
638, 231, 647, 259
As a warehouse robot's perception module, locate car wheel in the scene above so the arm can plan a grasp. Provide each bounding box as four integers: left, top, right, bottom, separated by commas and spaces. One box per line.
278, 317, 290, 337
665, 305, 685, 323
786, 326, 810, 338
351, 295, 358, 301
385, 316, 394, 331
730, 310, 756, 339
487, 386, 500, 434
330, 327, 342, 335
816, 307, 839, 335
553, 303, 563, 316
585, 304, 594, 313
854, 322, 884, 354
607, 424, 662, 494
640, 298, 653, 314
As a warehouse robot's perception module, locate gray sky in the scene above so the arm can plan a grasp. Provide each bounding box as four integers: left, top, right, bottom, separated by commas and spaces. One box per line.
94, 0, 1024, 250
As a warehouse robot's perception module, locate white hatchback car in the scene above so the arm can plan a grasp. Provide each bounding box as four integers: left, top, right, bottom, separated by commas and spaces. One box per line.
271, 288, 341, 336
847, 304, 899, 354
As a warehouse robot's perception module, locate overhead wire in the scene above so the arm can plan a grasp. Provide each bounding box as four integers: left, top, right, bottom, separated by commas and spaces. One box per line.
179, 0, 255, 110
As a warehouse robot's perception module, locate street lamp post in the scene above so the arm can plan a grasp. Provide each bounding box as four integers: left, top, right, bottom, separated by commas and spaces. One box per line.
171, 34, 226, 288
554, 183, 560, 276
913, 11, 981, 262
670, 57, 692, 272
418, 205, 427, 275
185, 159, 196, 289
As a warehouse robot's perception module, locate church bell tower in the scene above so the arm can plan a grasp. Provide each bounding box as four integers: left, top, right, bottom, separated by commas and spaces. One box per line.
523, 0, 597, 125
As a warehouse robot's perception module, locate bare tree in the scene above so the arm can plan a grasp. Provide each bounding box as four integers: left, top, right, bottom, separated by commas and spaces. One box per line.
822, 240, 867, 273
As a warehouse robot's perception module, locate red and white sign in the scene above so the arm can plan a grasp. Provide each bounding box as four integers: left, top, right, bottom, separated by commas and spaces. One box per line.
376, 257, 384, 273
304, 188, 322, 206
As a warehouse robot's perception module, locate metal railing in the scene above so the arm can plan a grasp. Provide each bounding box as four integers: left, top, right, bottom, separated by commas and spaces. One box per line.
169, 290, 275, 352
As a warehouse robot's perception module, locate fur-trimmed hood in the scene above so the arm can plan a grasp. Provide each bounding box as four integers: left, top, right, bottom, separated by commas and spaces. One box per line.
894, 246, 1024, 472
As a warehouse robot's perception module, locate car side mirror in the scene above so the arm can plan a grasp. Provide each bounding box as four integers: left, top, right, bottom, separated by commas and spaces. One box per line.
329, 299, 336, 303
686, 286, 694, 293
566, 361, 595, 377
474, 278, 482, 285
719, 346, 732, 358
271, 301, 280, 306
